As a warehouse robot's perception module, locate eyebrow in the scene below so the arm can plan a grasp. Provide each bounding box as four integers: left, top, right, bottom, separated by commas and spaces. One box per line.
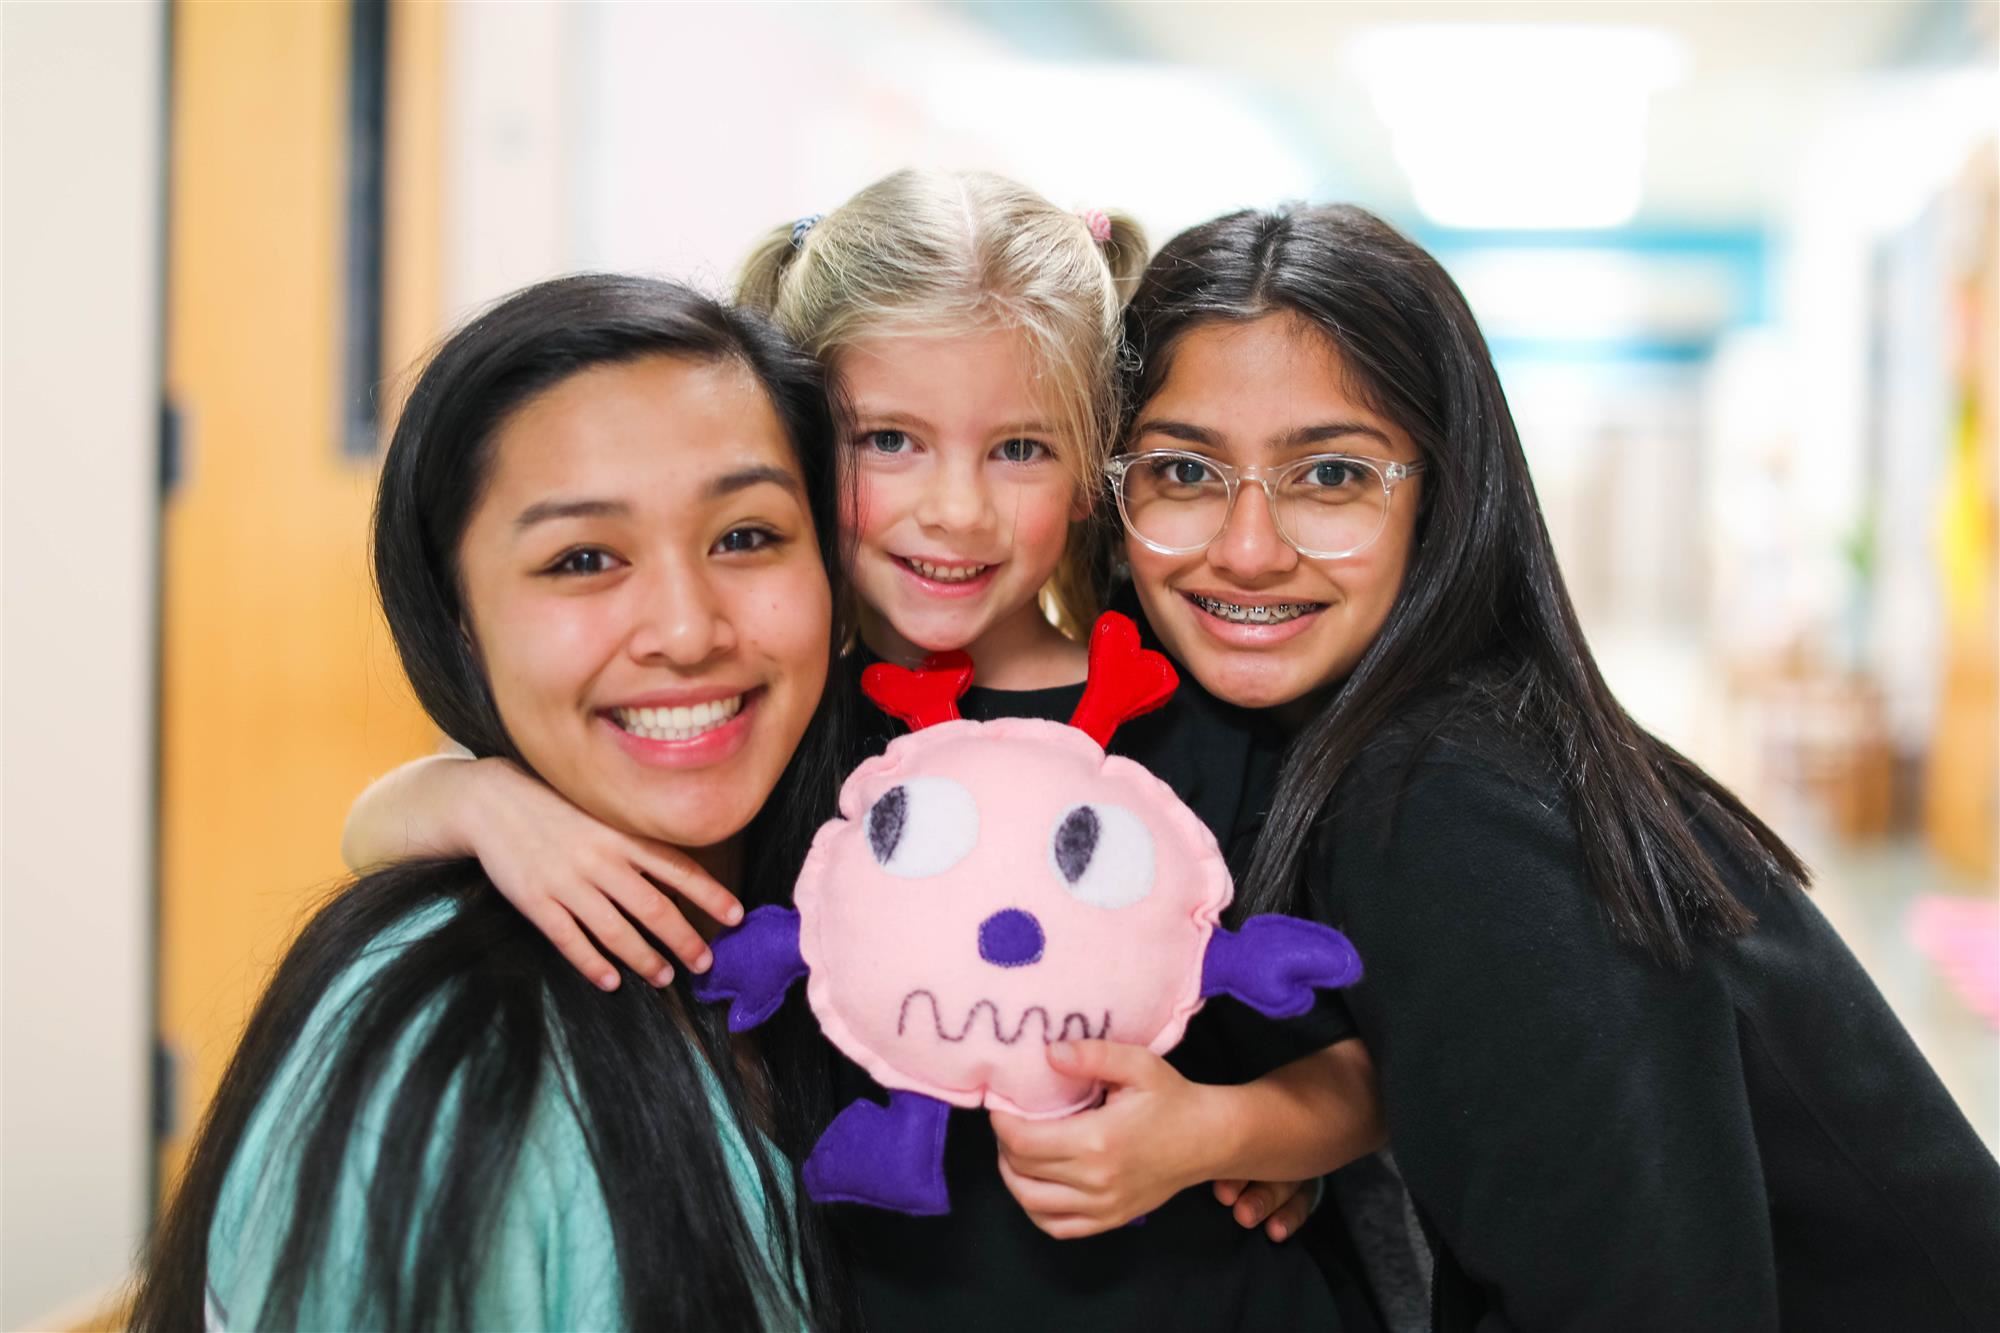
704, 464, 802, 500
511, 466, 799, 530
851, 408, 1059, 438
849, 408, 934, 433
1280, 421, 1396, 451
514, 497, 630, 530
1134, 418, 1396, 452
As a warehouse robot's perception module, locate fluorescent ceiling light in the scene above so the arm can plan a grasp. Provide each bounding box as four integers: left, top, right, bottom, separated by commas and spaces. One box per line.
1348, 25, 1688, 229
905, 60, 1319, 238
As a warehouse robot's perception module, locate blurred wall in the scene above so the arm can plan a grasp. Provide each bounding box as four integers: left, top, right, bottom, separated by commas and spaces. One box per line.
0, 2, 163, 1327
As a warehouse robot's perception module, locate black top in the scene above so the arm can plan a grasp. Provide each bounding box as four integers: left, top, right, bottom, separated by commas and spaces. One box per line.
829, 646, 1374, 1333
1310, 701, 2000, 1332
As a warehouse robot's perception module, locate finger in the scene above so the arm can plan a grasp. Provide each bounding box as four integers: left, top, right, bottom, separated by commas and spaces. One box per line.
570, 882, 680, 987
600, 864, 711, 976
1045, 1039, 1160, 1088
1213, 1179, 1247, 1208
630, 841, 743, 927
530, 904, 622, 992
1037, 1213, 1118, 1240
996, 1153, 1096, 1216
990, 1111, 1094, 1173
1265, 1187, 1313, 1243
1233, 1183, 1275, 1228
565, 871, 677, 984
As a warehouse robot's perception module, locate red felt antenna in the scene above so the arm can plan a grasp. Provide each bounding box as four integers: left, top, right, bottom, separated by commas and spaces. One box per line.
861, 651, 976, 731
1069, 612, 1179, 748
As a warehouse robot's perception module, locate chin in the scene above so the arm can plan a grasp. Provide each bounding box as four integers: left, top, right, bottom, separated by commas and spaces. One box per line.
1173, 645, 1315, 713
618, 782, 767, 849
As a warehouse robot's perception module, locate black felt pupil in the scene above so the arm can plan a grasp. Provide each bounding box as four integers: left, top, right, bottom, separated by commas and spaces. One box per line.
867, 785, 908, 865
1053, 806, 1100, 884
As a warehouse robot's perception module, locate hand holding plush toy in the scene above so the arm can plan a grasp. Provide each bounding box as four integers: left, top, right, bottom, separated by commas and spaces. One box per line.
693, 613, 1361, 1214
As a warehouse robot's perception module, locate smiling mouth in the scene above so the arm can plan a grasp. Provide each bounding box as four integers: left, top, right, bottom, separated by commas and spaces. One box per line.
897, 989, 1110, 1045
897, 556, 992, 584
1186, 594, 1325, 625
609, 693, 745, 741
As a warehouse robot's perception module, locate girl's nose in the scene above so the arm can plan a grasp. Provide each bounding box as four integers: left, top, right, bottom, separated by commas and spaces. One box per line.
916, 459, 993, 534
977, 908, 1044, 968
1208, 483, 1298, 579
628, 560, 735, 666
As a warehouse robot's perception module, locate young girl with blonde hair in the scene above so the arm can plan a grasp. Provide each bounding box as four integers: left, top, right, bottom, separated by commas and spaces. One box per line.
344, 169, 1384, 1331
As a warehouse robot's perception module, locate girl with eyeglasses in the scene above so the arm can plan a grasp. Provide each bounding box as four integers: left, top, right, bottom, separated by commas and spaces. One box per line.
1097, 203, 2000, 1331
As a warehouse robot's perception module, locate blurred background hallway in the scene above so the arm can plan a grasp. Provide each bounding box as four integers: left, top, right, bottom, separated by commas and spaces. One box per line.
4, 2, 1995, 1326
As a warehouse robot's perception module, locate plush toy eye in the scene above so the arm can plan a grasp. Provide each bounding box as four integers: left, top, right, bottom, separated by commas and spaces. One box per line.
865, 777, 979, 879
1048, 802, 1154, 909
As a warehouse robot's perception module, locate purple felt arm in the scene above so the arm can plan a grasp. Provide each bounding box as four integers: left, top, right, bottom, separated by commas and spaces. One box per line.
1201, 915, 1363, 1019
689, 906, 807, 1032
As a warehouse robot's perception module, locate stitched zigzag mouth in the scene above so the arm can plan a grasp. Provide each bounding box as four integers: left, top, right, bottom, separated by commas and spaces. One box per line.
896, 989, 1110, 1045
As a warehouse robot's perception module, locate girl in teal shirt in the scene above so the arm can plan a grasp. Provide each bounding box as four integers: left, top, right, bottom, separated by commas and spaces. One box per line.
136, 275, 859, 1331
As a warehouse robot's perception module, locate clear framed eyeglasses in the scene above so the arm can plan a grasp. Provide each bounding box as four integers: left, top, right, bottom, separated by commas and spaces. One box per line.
1105, 449, 1426, 560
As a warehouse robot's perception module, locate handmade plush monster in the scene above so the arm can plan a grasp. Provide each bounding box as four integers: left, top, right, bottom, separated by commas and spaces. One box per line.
692, 613, 1362, 1215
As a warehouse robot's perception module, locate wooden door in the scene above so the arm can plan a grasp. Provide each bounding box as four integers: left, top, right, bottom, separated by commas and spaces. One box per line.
155, 0, 444, 1196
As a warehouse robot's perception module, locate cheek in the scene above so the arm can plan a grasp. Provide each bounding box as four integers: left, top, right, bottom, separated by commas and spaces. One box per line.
1330, 524, 1416, 628
742, 562, 833, 691
845, 471, 907, 549
465, 588, 618, 747
996, 476, 1081, 560
1122, 539, 1200, 640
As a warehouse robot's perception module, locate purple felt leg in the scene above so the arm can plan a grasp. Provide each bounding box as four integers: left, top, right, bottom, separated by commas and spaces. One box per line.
802, 1091, 952, 1215
688, 906, 806, 1032
1201, 915, 1363, 1018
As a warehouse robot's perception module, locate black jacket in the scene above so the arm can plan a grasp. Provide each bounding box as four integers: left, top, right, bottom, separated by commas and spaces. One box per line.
1310, 709, 2000, 1332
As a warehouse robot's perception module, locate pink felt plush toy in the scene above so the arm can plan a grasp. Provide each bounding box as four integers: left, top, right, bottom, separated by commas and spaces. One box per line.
693, 613, 1362, 1214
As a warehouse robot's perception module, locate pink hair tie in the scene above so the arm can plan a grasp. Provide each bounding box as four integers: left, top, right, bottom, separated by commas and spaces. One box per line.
1079, 209, 1113, 245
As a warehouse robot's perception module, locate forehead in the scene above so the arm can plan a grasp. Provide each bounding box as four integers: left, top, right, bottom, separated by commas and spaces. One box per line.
484, 354, 796, 498
1143, 313, 1408, 456
836, 326, 1063, 428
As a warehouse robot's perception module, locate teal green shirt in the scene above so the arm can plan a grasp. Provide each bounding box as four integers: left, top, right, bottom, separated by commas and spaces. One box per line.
205, 899, 804, 1331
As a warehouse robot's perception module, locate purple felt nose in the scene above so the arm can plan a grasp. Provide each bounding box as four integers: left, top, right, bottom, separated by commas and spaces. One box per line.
977, 908, 1044, 968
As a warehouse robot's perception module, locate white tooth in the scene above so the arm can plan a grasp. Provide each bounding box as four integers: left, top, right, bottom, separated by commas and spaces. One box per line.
664, 706, 687, 729
721, 694, 741, 718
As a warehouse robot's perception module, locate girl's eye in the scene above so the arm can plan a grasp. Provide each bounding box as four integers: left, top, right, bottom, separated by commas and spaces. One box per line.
714, 526, 779, 554
1142, 456, 1215, 486
547, 547, 624, 576
1305, 459, 1362, 488
995, 438, 1052, 464
864, 430, 911, 455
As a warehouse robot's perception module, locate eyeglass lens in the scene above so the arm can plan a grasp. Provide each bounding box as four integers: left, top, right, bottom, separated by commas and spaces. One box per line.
1118, 454, 1392, 557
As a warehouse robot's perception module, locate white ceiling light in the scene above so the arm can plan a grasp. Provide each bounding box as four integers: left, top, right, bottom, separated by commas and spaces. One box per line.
1348, 25, 1689, 229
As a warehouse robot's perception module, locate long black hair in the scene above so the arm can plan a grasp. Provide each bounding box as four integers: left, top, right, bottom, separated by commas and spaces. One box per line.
1122, 205, 1807, 966
135, 274, 856, 1330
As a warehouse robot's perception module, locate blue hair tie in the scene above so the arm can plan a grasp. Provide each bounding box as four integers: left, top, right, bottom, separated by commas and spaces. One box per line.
790, 214, 824, 251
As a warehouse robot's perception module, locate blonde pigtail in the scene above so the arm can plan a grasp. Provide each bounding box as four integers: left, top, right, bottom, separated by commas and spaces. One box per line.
1098, 212, 1150, 304
735, 221, 806, 315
